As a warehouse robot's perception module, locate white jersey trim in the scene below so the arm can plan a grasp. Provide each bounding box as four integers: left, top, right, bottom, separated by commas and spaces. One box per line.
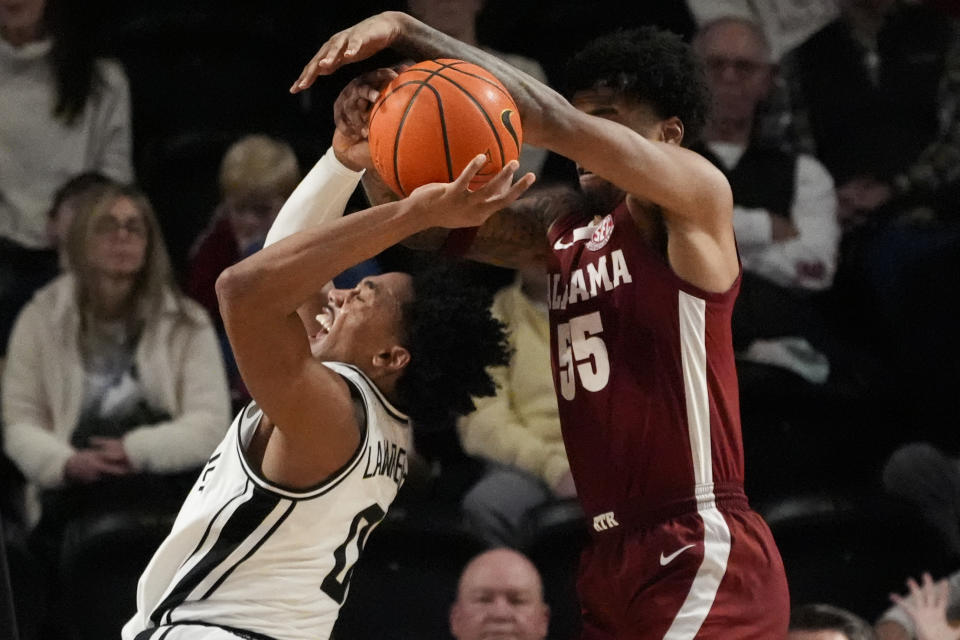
324, 362, 409, 422
664, 291, 732, 639
233, 362, 408, 501
234, 401, 369, 501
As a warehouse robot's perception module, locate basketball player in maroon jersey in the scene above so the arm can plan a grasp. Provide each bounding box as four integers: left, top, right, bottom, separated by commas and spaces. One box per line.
293, 13, 790, 639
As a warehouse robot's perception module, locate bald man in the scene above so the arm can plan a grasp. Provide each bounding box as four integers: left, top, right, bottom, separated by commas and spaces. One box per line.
789, 603, 877, 640
450, 549, 550, 640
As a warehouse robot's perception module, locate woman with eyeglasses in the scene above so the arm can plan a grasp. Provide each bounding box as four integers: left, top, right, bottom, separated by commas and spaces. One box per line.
2, 183, 231, 538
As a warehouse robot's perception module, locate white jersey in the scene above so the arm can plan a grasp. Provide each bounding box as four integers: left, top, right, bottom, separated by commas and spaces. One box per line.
122, 362, 412, 640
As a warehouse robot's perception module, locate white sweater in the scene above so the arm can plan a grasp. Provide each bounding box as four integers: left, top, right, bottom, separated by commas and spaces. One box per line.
2, 274, 231, 525
0, 36, 133, 248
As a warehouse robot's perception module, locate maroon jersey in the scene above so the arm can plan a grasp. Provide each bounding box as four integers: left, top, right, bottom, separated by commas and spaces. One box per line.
547, 201, 744, 529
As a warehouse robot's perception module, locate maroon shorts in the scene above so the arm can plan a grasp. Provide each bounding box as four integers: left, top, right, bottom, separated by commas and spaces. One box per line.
577, 500, 789, 639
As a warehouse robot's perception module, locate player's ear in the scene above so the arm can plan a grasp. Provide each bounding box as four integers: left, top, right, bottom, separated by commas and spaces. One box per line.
660, 117, 683, 145
374, 345, 410, 373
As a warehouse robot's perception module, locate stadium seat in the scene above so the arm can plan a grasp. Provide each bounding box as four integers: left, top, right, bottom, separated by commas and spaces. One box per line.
761, 490, 952, 622
333, 504, 489, 640
520, 499, 588, 640
59, 510, 176, 640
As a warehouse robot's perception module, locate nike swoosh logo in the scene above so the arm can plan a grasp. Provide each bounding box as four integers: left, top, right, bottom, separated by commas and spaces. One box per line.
553, 223, 599, 251
501, 109, 521, 151
659, 544, 695, 566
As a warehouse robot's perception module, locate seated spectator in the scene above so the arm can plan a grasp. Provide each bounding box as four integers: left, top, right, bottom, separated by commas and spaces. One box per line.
779, 0, 960, 441
186, 134, 300, 405
450, 548, 550, 640
0, 0, 133, 355
457, 265, 575, 546
790, 603, 877, 640
2, 183, 230, 533
877, 571, 960, 640
782, 0, 958, 230
46, 171, 116, 267
692, 16, 840, 384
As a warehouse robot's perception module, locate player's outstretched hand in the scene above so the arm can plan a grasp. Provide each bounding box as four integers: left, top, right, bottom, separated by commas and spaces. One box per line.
292, 12, 403, 92
409, 155, 535, 229
334, 68, 399, 143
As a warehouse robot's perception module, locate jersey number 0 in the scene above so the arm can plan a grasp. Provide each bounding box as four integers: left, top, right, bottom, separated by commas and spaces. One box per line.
320, 503, 386, 603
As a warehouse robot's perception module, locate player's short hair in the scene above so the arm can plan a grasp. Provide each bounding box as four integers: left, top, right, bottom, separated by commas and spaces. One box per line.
789, 603, 877, 640
565, 26, 710, 145
395, 263, 510, 427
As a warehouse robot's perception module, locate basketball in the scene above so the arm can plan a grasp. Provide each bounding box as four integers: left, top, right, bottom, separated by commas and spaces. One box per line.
368, 58, 523, 197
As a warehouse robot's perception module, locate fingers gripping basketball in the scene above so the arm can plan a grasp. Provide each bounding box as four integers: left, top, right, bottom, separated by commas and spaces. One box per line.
368, 59, 523, 196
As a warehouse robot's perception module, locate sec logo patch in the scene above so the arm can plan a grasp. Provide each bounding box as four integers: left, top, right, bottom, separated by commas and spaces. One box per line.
586, 215, 614, 251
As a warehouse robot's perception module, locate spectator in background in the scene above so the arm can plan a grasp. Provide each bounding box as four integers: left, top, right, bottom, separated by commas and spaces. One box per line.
46, 171, 116, 268
457, 264, 575, 546
2, 183, 230, 533
406, 0, 549, 177
783, 0, 960, 439
790, 603, 878, 640
0, 0, 133, 355
692, 16, 840, 384
782, 0, 959, 230
877, 572, 960, 640
186, 134, 300, 406
450, 548, 550, 640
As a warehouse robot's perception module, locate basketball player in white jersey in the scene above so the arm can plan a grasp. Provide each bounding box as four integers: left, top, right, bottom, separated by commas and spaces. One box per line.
121, 129, 532, 640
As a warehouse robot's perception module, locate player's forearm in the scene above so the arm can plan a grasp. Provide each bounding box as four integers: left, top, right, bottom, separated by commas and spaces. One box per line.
389, 12, 568, 147
264, 147, 364, 247
218, 197, 424, 320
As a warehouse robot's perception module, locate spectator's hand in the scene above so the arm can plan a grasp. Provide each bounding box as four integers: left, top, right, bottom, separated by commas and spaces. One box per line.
890, 573, 960, 640
64, 448, 132, 484
409, 155, 535, 229
769, 214, 799, 242
89, 436, 131, 466
292, 12, 405, 91
553, 471, 577, 498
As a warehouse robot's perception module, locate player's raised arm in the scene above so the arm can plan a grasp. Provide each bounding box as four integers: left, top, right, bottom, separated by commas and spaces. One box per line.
294, 12, 730, 232
216, 156, 532, 448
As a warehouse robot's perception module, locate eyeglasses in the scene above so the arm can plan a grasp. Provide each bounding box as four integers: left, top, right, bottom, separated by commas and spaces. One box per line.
704, 56, 769, 78
92, 215, 148, 237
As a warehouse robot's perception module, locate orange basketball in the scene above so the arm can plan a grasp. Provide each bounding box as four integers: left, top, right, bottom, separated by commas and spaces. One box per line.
368, 59, 523, 197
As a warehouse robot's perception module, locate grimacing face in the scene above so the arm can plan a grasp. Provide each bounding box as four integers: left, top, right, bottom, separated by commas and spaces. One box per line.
450, 550, 549, 640
308, 272, 414, 367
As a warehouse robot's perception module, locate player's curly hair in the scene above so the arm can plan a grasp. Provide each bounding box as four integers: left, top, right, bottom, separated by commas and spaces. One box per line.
565, 26, 710, 145
394, 263, 511, 427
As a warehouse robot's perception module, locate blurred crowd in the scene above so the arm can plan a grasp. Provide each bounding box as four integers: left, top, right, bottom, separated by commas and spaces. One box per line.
2, 0, 960, 638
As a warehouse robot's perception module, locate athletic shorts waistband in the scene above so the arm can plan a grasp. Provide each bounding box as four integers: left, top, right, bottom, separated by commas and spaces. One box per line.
587, 483, 749, 536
